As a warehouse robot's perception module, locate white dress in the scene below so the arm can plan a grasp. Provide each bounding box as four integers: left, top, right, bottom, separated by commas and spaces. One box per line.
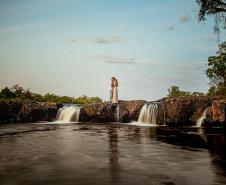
112, 80, 118, 103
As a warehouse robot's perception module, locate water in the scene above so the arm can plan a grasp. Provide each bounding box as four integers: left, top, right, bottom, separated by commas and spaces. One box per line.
56, 105, 81, 122
0, 123, 226, 185
138, 103, 158, 124
196, 108, 208, 127
114, 105, 120, 122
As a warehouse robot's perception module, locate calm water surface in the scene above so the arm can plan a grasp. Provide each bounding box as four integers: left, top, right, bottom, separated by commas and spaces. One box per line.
0, 122, 226, 185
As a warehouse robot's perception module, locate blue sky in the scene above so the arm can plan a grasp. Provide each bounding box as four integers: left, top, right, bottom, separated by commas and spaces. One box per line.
0, 0, 225, 100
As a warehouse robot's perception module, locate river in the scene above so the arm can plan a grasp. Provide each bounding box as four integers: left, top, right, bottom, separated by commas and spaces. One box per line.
0, 122, 226, 185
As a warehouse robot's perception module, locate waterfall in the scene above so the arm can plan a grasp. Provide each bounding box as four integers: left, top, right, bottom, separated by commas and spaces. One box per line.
114, 105, 120, 122
56, 105, 81, 122
196, 108, 208, 127
138, 103, 158, 124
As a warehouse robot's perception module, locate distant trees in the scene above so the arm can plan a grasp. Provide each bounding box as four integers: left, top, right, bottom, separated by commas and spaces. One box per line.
167, 86, 205, 97
74, 96, 103, 104
0, 84, 103, 104
0, 87, 15, 99
206, 41, 226, 95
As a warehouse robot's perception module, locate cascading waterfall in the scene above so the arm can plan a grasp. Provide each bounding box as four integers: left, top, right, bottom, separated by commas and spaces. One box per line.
56, 105, 81, 122
138, 103, 158, 124
114, 105, 120, 122
196, 108, 208, 127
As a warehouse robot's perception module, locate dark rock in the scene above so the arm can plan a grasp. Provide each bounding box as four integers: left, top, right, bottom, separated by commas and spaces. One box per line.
0, 100, 62, 123
158, 96, 226, 126
79, 100, 146, 123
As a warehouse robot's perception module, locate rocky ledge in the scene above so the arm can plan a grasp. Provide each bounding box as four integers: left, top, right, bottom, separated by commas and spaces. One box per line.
0, 100, 63, 123
1, 96, 226, 126
80, 96, 226, 126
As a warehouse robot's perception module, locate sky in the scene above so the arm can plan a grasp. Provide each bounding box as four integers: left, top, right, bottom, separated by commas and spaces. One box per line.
0, 0, 225, 101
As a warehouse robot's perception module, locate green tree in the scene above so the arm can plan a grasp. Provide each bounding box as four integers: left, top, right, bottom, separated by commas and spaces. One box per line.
206, 41, 226, 95
25, 89, 32, 100
167, 86, 204, 97
10, 84, 25, 98
168, 86, 182, 97
0, 87, 15, 99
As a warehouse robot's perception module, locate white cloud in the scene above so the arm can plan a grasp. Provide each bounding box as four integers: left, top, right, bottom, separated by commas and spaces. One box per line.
90, 35, 124, 44
94, 55, 138, 64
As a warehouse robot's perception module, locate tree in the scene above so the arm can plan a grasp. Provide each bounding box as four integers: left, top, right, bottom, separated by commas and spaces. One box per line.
167, 86, 204, 97
0, 87, 15, 99
10, 84, 25, 98
206, 42, 226, 85
196, 0, 226, 33
25, 89, 32, 100
168, 86, 181, 97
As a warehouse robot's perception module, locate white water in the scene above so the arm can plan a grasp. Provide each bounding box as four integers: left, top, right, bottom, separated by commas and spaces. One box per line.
138, 103, 158, 124
56, 105, 81, 122
115, 105, 120, 122
196, 108, 208, 127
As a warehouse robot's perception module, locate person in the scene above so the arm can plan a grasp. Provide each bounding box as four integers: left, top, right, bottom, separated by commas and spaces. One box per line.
111, 77, 118, 104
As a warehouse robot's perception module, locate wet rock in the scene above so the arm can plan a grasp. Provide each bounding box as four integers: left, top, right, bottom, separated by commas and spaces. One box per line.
0, 100, 62, 123
212, 100, 226, 122
158, 96, 224, 125
79, 100, 146, 123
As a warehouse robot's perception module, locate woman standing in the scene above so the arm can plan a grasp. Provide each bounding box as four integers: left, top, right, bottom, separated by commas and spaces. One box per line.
111, 77, 118, 104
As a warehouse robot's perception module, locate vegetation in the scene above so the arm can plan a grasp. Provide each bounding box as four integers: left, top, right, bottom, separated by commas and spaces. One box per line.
206, 41, 226, 95
167, 86, 205, 97
0, 84, 103, 104
196, 0, 226, 34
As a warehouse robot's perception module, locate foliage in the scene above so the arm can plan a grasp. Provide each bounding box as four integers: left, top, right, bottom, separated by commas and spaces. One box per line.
167, 86, 205, 97
196, 0, 226, 33
206, 41, 226, 95
0, 87, 16, 99
0, 84, 103, 104
74, 96, 103, 104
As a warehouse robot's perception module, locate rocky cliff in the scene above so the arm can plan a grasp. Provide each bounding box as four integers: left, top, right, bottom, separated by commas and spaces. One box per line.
0, 100, 63, 123
158, 96, 226, 126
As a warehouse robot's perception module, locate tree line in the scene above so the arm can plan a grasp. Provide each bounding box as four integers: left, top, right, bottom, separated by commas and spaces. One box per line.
0, 84, 103, 104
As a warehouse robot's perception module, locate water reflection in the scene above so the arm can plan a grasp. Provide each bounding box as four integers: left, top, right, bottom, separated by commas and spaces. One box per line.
108, 126, 120, 183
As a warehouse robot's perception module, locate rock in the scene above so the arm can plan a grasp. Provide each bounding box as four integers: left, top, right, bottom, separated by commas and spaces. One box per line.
0, 100, 63, 123
119, 100, 146, 122
212, 100, 226, 122
158, 96, 223, 125
79, 100, 146, 123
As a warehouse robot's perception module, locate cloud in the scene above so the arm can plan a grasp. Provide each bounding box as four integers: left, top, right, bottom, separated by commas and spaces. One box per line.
90, 35, 124, 44
94, 55, 138, 64
0, 23, 46, 33
180, 14, 190, 23
166, 25, 175, 31
106, 57, 137, 64
68, 37, 77, 43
